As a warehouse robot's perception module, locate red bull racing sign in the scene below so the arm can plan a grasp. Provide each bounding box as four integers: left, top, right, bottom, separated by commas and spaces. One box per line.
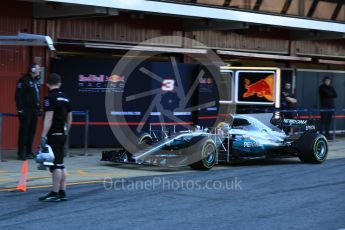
78, 74, 125, 93
235, 71, 276, 105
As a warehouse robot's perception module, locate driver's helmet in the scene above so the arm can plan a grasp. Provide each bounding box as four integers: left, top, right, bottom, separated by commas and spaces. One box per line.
224, 113, 234, 125
216, 122, 230, 135
216, 113, 234, 135
36, 145, 55, 164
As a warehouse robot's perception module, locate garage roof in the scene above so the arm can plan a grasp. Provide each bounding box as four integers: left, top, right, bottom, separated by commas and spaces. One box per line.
42, 0, 345, 33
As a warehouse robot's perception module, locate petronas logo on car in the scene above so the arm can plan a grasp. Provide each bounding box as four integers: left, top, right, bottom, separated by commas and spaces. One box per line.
283, 119, 307, 125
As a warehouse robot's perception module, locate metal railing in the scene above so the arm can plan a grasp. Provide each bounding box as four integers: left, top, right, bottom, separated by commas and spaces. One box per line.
66, 110, 90, 157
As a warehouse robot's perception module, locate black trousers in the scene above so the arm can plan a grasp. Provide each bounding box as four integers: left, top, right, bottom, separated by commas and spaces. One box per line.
319, 111, 334, 138
48, 134, 67, 169
17, 110, 38, 158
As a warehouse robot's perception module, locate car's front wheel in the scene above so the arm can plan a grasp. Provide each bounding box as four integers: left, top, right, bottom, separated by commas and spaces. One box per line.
138, 132, 153, 146
190, 139, 217, 170
297, 133, 328, 163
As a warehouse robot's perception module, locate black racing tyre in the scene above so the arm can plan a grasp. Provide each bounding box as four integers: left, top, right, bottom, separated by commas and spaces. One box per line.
189, 139, 217, 170
137, 133, 153, 146
297, 133, 328, 164
123, 133, 153, 161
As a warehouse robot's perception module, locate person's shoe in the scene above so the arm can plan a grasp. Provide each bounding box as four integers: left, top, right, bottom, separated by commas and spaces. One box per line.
17, 156, 26, 161
38, 192, 61, 202
58, 191, 68, 201
25, 153, 35, 159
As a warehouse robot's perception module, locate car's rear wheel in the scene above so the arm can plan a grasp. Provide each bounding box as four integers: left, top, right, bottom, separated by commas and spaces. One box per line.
297, 133, 328, 163
190, 139, 217, 170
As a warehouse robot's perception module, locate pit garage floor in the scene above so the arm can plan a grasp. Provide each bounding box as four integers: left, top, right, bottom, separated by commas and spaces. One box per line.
0, 139, 344, 191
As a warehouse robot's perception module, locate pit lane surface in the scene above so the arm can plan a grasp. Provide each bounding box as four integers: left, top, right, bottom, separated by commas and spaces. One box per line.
0, 158, 344, 230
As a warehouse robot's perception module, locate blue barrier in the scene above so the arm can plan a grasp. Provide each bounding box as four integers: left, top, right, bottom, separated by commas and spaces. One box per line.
236, 108, 344, 114
0, 113, 17, 117
278, 108, 339, 113
0, 111, 88, 117
72, 111, 88, 116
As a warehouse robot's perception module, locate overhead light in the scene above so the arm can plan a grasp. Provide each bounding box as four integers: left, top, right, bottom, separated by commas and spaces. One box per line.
84, 43, 208, 54
217, 50, 312, 61
319, 59, 345, 65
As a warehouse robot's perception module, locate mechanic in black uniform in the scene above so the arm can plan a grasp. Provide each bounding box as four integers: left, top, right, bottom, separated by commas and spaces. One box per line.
281, 82, 297, 119
39, 73, 72, 202
281, 82, 297, 134
319, 76, 337, 140
15, 63, 41, 160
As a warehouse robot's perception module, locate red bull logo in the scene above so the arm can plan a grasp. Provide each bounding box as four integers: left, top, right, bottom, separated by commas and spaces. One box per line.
108, 75, 125, 83
78, 74, 125, 83
243, 75, 274, 101
199, 77, 213, 84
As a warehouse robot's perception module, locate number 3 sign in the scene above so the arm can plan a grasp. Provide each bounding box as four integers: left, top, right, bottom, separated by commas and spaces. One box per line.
161, 79, 175, 92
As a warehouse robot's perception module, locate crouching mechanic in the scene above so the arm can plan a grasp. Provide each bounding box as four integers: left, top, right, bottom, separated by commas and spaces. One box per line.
39, 73, 72, 202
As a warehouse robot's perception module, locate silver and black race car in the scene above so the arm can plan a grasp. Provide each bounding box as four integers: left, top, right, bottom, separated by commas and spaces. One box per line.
102, 115, 328, 170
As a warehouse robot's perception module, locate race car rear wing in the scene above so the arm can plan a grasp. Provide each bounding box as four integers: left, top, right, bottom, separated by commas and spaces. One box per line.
270, 117, 317, 132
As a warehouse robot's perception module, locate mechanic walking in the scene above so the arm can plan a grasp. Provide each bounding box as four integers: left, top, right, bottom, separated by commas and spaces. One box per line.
39, 73, 72, 202
15, 63, 41, 160
319, 76, 337, 140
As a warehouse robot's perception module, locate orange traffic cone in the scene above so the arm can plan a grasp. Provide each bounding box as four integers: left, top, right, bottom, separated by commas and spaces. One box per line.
16, 160, 28, 192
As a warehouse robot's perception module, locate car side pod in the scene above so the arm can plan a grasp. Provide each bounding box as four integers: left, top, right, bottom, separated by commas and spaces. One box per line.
296, 133, 328, 164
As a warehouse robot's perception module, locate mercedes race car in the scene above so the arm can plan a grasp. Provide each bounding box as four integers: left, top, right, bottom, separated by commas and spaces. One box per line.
102, 115, 328, 170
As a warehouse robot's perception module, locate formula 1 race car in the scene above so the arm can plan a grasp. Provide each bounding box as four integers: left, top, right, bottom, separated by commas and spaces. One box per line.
101, 115, 328, 170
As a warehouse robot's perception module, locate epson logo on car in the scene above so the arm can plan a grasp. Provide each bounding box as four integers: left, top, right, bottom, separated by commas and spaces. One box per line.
244, 142, 260, 148
283, 119, 308, 125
